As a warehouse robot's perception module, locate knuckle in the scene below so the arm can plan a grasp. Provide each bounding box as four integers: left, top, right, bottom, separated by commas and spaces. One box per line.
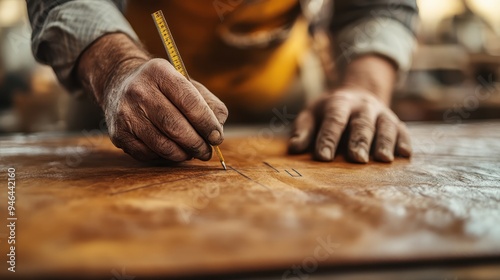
349, 124, 375, 149
181, 107, 219, 135
123, 87, 149, 109
157, 138, 177, 157
378, 114, 394, 126
180, 94, 201, 113
382, 109, 400, 123
168, 117, 184, 134
154, 136, 190, 162
125, 80, 143, 96
213, 105, 229, 122
316, 132, 338, 148
349, 133, 370, 147
330, 91, 350, 102
359, 94, 377, 105
376, 133, 394, 147
350, 117, 375, 133
156, 139, 188, 162
170, 84, 200, 112
149, 58, 163, 67
190, 139, 206, 154
146, 58, 167, 72
377, 118, 397, 135
168, 72, 189, 90
156, 112, 175, 130
324, 113, 348, 128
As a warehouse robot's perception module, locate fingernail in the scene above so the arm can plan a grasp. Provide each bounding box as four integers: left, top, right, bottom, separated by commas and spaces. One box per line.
398, 144, 412, 157
208, 130, 222, 144
380, 148, 394, 162
355, 149, 369, 163
320, 146, 332, 161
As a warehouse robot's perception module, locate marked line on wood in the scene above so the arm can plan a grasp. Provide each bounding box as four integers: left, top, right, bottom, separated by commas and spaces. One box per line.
263, 162, 280, 173
229, 166, 274, 192
285, 169, 302, 177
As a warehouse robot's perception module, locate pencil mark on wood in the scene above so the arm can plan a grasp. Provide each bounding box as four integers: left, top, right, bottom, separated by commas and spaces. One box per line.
263, 162, 280, 173
285, 169, 302, 177
229, 166, 273, 192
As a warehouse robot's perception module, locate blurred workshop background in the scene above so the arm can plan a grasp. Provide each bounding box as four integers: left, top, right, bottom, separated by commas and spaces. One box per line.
0, 0, 499, 133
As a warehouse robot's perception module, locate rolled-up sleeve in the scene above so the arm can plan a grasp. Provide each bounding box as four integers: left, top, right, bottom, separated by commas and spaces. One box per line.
330, 0, 419, 75
26, 0, 138, 91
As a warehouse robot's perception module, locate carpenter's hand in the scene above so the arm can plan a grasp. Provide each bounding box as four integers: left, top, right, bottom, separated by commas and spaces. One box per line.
288, 87, 411, 163
104, 58, 228, 162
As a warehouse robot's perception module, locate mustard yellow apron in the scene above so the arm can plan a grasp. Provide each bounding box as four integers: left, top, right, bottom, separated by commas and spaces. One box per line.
125, 0, 309, 112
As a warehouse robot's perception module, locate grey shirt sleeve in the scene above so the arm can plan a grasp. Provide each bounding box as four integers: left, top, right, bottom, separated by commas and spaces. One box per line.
26, 0, 138, 92
330, 0, 419, 76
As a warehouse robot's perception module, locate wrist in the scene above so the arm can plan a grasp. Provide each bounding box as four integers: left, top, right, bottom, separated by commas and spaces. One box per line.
77, 33, 150, 108
339, 55, 397, 106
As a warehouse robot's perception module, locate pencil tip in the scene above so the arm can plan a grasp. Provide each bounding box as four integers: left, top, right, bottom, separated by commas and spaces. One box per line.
222, 161, 227, 170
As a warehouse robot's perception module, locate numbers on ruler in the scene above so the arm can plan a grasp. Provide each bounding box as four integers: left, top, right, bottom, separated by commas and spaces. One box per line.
152, 10, 189, 79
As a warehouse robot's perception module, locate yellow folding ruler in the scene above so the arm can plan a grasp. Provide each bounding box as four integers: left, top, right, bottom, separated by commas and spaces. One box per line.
152, 10, 227, 170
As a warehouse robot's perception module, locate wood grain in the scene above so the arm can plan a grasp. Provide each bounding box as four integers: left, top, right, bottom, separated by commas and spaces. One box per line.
0, 122, 499, 278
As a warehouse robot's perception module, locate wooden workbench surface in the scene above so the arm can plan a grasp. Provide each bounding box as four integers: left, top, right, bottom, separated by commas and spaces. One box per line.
0, 121, 499, 278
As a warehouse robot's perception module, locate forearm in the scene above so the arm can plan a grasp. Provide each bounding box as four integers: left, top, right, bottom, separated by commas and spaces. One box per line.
339, 55, 397, 106
77, 33, 150, 108
331, 0, 419, 35
330, 0, 418, 87
26, 0, 136, 92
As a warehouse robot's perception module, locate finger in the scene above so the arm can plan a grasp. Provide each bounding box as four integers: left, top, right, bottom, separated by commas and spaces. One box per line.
110, 132, 160, 161
288, 109, 315, 154
314, 100, 351, 162
134, 119, 194, 162
374, 114, 398, 162
138, 87, 212, 159
396, 123, 412, 157
150, 60, 224, 145
192, 81, 229, 126
348, 107, 377, 163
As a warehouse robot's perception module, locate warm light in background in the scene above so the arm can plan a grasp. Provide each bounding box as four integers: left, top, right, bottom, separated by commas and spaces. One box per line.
468, 0, 500, 31
0, 0, 26, 27
417, 0, 462, 26
418, 0, 500, 33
